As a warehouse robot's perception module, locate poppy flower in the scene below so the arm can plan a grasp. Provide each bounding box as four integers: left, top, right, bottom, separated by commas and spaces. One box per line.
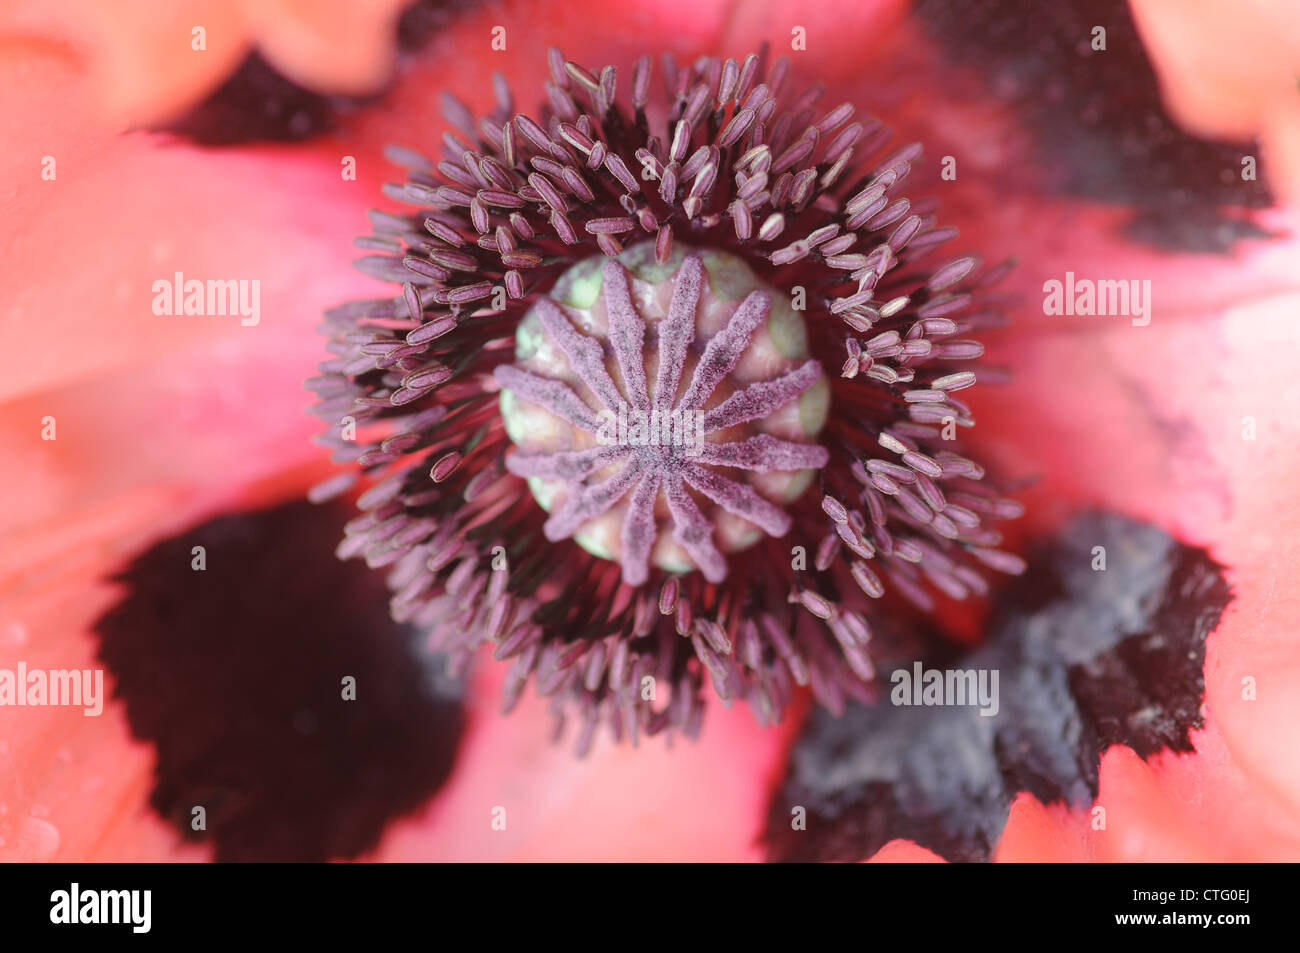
1, 0, 1298, 864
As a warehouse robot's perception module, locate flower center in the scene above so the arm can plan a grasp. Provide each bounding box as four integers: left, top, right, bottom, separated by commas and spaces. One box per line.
497, 241, 830, 585
313, 44, 1028, 746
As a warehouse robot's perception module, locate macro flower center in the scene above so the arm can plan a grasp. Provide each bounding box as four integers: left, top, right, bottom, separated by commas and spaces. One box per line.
315, 44, 1029, 748
497, 241, 830, 585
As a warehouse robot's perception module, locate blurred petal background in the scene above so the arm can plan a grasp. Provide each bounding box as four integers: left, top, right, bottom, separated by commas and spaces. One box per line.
1, 0, 1298, 861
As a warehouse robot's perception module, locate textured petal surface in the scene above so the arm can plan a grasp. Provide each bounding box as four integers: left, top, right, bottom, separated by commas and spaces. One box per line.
3, 0, 1299, 864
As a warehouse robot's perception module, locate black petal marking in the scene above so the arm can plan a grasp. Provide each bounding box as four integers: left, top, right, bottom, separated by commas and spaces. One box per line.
916, 0, 1276, 253
765, 511, 1232, 862
162, 53, 359, 145
161, 0, 476, 145
93, 500, 464, 862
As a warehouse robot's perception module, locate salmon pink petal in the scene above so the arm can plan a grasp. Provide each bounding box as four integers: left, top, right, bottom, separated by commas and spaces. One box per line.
239, 0, 408, 98
993, 794, 1091, 862
370, 660, 801, 861
0, 0, 409, 127
1130, 0, 1300, 204
0, 123, 386, 538
968, 286, 1300, 860
1, 0, 249, 128
0, 489, 226, 861
0, 38, 401, 861
868, 841, 948, 863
